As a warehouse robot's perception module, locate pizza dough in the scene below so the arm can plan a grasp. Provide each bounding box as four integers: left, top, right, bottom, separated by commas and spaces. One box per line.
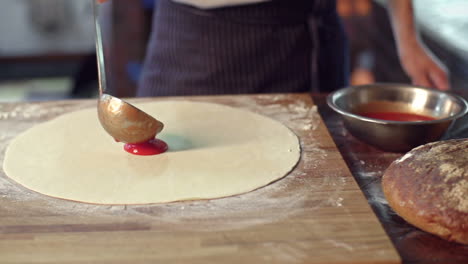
382, 139, 468, 244
3, 101, 300, 204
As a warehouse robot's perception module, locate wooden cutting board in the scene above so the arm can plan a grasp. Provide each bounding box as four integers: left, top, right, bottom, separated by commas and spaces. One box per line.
0, 94, 400, 264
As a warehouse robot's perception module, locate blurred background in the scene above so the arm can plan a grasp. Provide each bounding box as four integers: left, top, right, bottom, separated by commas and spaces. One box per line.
0, 0, 466, 101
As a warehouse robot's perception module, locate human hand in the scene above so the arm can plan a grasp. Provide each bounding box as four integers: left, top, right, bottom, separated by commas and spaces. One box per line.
398, 39, 449, 91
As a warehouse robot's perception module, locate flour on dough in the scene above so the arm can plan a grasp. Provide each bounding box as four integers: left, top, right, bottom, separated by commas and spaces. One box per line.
3, 101, 300, 204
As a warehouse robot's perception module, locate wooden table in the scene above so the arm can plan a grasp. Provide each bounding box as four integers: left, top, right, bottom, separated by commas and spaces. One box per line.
1, 92, 466, 263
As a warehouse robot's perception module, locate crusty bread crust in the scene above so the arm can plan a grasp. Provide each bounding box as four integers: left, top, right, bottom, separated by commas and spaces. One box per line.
382, 139, 468, 245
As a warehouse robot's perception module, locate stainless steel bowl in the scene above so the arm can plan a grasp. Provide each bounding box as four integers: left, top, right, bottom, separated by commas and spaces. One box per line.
327, 83, 468, 152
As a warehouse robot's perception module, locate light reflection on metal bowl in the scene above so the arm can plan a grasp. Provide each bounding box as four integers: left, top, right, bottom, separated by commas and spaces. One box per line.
327, 83, 468, 152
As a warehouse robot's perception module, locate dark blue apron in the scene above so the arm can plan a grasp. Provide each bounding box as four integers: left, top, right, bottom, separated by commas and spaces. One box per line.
138, 0, 349, 96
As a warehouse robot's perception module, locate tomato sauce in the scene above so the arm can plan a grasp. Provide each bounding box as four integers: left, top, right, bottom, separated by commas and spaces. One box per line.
358, 112, 435, 122
124, 139, 168, 156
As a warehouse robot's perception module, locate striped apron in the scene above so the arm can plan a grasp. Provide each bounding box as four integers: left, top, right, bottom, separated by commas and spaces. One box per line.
138, 0, 349, 96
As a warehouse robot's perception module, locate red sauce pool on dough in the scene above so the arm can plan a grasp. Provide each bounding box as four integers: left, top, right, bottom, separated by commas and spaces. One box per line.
359, 112, 436, 122
124, 139, 168, 156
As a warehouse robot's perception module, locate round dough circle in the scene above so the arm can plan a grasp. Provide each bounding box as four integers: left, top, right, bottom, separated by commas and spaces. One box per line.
4, 101, 300, 204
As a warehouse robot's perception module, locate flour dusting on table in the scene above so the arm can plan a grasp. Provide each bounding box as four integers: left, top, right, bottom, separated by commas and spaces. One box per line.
0, 96, 347, 231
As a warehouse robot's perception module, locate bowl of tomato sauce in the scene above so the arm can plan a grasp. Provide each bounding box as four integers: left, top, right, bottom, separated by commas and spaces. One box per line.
327, 83, 468, 152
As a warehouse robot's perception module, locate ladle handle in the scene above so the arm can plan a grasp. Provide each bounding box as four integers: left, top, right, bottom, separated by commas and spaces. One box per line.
93, 0, 108, 96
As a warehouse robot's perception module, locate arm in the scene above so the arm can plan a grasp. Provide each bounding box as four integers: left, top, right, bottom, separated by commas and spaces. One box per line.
387, 0, 449, 90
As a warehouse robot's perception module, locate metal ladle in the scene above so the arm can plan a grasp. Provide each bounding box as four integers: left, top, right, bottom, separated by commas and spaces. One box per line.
93, 0, 163, 143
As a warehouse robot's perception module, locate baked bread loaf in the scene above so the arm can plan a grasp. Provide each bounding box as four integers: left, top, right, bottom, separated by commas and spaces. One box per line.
382, 139, 468, 244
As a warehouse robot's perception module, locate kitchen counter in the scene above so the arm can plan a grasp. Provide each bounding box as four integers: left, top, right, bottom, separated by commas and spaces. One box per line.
1, 91, 467, 263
